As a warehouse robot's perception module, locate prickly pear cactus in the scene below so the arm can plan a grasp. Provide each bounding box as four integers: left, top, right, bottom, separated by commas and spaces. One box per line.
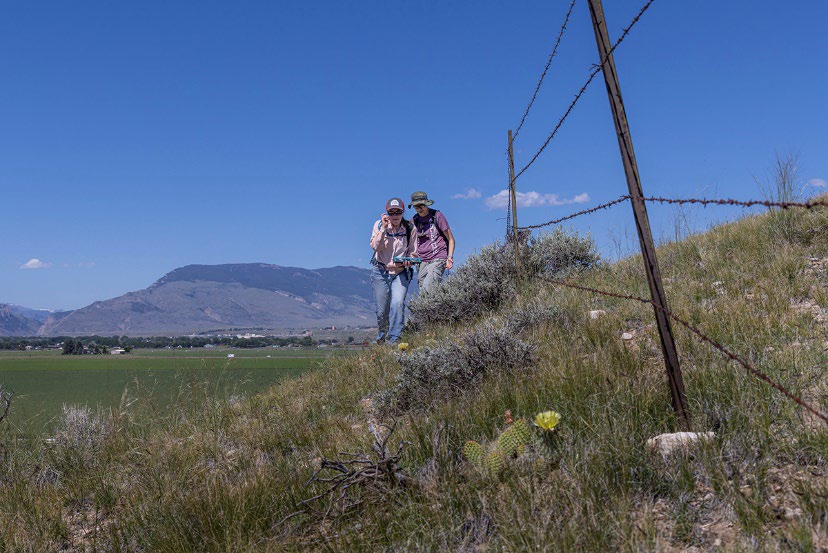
484, 449, 505, 476
463, 440, 486, 470
497, 418, 532, 457
464, 414, 559, 478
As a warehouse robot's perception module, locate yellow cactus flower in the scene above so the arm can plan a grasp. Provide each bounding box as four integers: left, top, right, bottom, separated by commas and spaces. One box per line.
534, 410, 561, 431
397, 342, 409, 351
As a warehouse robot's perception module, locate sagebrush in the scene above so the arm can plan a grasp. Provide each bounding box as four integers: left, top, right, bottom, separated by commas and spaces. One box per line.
373, 320, 535, 415
410, 228, 599, 326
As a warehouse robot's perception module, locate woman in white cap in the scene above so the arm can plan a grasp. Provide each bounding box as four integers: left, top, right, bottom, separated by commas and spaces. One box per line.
369, 197, 414, 344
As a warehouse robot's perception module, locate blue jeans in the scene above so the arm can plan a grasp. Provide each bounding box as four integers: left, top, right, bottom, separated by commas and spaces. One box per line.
372, 266, 410, 343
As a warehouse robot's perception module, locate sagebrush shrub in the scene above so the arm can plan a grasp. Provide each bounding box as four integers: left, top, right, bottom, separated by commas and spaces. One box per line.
409, 243, 516, 326
500, 297, 564, 335
410, 229, 598, 326
374, 321, 535, 415
527, 228, 600, 276
53, 404, 113, 470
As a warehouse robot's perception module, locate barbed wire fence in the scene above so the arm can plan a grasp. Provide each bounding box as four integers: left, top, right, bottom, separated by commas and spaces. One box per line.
536, 273, 828, 427
503, 0, 828, 429
519, 196, 828, 231
511, 0, 578, 144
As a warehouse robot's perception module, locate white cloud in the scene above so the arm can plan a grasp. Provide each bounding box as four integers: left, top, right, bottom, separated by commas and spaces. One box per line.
808, 178, 828, 188
452, 188, 482, 200
485, 190, 591, 210
20, 259, 51, 270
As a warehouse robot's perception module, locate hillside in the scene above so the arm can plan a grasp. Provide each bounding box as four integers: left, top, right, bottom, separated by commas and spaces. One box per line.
0, 305, 41, 336
2, 206, 827, 551
36, 263, 375, 336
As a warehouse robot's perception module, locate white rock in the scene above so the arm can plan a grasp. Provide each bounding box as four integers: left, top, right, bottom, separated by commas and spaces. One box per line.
588, 310, 607, 320
621, 332, 634, 341
647, 431, 714, 457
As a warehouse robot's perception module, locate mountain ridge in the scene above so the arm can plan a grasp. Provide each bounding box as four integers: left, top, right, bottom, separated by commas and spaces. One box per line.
1, 263, 376, 336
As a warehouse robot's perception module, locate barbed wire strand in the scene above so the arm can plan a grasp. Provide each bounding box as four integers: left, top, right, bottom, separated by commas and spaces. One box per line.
519, 196, 828, 231
539, 275, 828, 427
512, 0, 578, 143
641, 196, 828, 210
513, 0, 656, 183
520, 194, 631, 230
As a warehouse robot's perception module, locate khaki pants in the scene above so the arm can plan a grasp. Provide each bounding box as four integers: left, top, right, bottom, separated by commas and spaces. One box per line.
417, 259, 447, 293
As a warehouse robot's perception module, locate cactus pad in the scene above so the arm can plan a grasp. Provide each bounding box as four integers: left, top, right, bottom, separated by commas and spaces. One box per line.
463, 440, 486, 469
485, 449, 505, 475
497, 418, 532, 457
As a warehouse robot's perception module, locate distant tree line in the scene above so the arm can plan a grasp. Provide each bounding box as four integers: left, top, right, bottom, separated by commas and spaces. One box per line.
0, 334, 320, 351
61, 339, 118, 355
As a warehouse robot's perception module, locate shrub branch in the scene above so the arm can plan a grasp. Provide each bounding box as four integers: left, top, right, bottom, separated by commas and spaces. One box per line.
281, 421, 411, 528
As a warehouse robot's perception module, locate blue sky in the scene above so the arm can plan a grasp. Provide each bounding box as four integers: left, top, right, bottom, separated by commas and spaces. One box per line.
2, 1, 826, 310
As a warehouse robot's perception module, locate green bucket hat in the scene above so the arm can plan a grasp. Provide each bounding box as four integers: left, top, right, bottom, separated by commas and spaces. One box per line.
409, 191, 435, 208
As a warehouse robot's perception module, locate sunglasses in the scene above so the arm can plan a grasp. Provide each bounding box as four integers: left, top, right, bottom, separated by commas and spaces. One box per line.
387, 211, 403, 216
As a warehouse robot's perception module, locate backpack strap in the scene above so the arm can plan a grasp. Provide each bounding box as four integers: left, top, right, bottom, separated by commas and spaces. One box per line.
432, 210, 449, 244
402, 218, 413, 254
416, 209, 448, 243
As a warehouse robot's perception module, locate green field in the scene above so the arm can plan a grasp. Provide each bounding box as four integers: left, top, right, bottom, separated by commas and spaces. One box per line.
0, 348, 342, 436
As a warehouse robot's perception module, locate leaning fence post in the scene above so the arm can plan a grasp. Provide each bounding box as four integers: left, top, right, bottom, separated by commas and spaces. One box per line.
587, 0, 691, 429
508, 129, 520, 272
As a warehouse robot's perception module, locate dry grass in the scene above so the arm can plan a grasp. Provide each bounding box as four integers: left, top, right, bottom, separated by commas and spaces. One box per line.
1, 203, 827, 551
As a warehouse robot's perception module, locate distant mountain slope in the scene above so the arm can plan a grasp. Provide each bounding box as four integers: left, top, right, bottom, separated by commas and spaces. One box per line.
38, 264, 375, 336
7, 305, 54, 324
0, 305, 42, 336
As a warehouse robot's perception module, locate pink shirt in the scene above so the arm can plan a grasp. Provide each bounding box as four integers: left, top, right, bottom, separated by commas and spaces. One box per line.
370, 219, 414, 274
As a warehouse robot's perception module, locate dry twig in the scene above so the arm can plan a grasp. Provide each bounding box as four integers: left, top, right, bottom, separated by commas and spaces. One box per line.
277, 421, 411, 529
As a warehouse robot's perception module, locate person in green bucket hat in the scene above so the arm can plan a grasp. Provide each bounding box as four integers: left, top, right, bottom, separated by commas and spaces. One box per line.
409, 191, 455, 292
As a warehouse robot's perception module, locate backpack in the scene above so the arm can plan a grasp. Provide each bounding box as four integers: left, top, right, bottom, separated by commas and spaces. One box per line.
413, 209, 449, 244
370, 218, 413, 268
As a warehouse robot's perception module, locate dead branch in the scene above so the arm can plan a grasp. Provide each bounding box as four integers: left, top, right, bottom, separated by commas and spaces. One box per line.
278, 419, 412, 529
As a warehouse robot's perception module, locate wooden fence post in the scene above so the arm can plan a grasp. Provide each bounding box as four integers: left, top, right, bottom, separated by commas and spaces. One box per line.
586, 0, 691, 429
508, 130, 519, 270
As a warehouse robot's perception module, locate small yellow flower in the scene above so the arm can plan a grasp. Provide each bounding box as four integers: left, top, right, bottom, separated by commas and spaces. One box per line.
534, 410, 561, 431
398, 342, 409, 351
